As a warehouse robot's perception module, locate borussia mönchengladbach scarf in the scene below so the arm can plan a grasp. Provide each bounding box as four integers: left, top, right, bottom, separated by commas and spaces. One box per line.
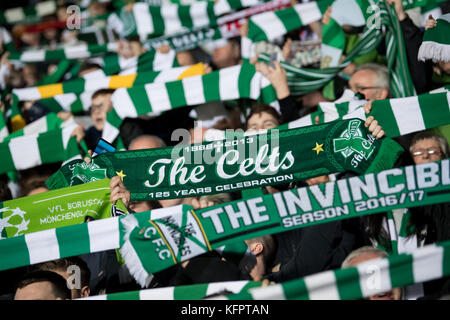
0, 178, 127, 239
46, 118, 404, 200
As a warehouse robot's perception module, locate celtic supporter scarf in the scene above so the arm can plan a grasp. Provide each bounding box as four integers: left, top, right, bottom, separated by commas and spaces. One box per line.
0, 107, 8, 142
250, 1, 416, 98
282, 90, 450, 139
221, 239, 450, 300
0, 179, 127, 239
13, 62, 200, 115
0, 113, 63, 143
11, 63, 205, 102
80, 280, 260, 300
0, 27, 15, 53
418, 13, 450, 62
0, 118, 81, 175
96, 49, 179, 76
142, 0, 292, 53
0, 0, 56, 25
321, 0, 371, 68
119, 158, 450, 286
8, 43, 119, 63
100, 62, 278, 143
3, 159, 450, 277
120, 0, 266, 39
81, 240, 450, 300
47, 118, 403, 200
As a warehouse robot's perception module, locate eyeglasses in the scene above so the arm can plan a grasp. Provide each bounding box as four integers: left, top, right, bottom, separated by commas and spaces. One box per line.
411, 148, 441, 157
353, 86, 383, 92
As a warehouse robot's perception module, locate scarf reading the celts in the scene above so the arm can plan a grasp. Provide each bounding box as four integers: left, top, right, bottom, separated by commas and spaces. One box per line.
46, 118, 403, 200
0, 178, 127, 239
2, 159, 450, 280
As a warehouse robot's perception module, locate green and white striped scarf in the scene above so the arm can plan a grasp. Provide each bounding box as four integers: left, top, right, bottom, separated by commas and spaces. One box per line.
320, 0, 372, 68
218, 239, 450, 300
79, 239, 450, 300
121, 0, 266, 39
250, 1, 415, 98
79, 280, 260, 300
243, 0, 331, 60
11, 54, 186, 115
101, 62, 278, 143
0, 117, 81, 175
1, 159, 450, 275
0, 108, 9, 142
113, 159, 450, 286
8, 43, 119, 63
142, 0, 292, 52
381, 208, 426, 300
282, 90, 450, 139
418, 13, 450, 63
0, 0, 57, 25
0, 27, 15, 53
12, 63, 205, 102
0, 112, 63, 143
95, 49, 179, 76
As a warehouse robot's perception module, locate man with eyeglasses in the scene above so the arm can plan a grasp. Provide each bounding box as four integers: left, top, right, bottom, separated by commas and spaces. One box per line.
348, 63, 390, 101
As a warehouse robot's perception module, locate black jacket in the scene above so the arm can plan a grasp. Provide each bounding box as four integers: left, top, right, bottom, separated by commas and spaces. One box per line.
399, 15, 434, 94
267, 218, 371, 283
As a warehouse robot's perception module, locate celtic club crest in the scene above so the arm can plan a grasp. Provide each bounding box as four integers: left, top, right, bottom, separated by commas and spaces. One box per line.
0, 207, 30, 239
69, 161, 107, 186
333, 120, 376, 160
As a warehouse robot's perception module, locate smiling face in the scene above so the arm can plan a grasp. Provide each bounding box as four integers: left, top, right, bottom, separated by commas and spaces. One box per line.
90, 94, 113, 131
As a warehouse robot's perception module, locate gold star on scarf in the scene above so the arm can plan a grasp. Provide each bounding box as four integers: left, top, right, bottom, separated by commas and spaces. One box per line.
312, 142, 324, 155
116, 170, 126, 180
